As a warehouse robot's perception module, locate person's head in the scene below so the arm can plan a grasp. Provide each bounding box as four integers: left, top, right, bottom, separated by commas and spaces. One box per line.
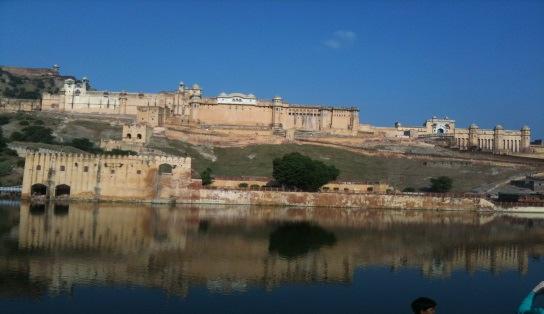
411, 297, 437, 314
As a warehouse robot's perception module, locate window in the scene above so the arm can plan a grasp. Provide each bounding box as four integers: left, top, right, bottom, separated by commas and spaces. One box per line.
60, 166, 65, 171
110, 169, 115, 174
36, 165, 41, 170
127, 133, 132, 139
83, 166, 89, 172
136, 170, 141, 174
137, 134, 142, 140
367, 187, 374, 192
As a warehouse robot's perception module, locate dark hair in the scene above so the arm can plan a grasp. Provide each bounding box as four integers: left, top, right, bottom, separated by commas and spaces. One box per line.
411, 297, 437, 314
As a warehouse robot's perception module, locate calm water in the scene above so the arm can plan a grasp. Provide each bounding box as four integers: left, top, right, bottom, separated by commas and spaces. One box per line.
1, 202, 543, 314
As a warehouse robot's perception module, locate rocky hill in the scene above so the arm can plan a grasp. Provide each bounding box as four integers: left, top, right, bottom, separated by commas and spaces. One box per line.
0, 66, 75, 99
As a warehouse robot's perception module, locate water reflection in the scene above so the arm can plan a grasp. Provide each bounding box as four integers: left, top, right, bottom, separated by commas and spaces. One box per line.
269, 222, 337, 259
1, 202, 544, 298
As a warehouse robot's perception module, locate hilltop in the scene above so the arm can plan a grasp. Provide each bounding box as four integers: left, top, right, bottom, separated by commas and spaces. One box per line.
0, 66, 74, 99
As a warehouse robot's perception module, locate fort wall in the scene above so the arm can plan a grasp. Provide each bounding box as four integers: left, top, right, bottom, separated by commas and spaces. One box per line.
21, 153, 191, 201
22, 153, 493, 210
0, 97, 40, 112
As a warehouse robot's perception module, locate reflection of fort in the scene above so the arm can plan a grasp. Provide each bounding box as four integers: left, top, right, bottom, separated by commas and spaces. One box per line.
2, 203, 544, 297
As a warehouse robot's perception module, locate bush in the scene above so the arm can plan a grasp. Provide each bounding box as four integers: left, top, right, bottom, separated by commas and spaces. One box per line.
429, 176, 453, 193
403, 187, 416, 192
0, 161, 12, 176
70, 138, 102, 153
16, 158, 25, 168
272, 152, 339, 192
200, 167, 213, 186
10, 131, 24, 141
0, 116, 11, 125
250, 184, 260, 189
33, 119, 44, 125
19, 120, 30, 126
106, 149, 137, 156
12, 125, 54, 143
238, 182, 248, 188
4, 148, 18, 157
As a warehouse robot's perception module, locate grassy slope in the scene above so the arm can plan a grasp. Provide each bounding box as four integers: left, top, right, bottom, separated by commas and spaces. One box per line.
196, 144, 533, 192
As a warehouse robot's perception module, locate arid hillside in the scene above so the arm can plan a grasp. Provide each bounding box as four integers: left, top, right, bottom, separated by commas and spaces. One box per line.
1, 111, 541, 192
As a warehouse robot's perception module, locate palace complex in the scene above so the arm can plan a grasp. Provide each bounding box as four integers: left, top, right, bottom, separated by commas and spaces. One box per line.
41, 78, 360, 135
0, 66, 536, 154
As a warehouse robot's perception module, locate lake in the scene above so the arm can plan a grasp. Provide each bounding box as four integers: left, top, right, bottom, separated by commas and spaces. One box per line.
1, 202, 543, 313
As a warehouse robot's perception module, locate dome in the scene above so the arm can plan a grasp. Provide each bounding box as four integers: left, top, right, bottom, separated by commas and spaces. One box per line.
469, 123, 479, 129
219, 92, 227, 97
521, 125, 530, 131
273, 95, 282, 100
192, 83, 201, 90
179, 81, 184, 86
494, 125, 504, 130
82, 76, 88, 81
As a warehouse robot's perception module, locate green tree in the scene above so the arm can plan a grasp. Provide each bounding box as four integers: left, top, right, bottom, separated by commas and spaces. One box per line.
106, 148, 137, 156
16, 125, 54, 143
70, 138, 102, 153
429, 176, 453, 193
272, 152, 339, 192
200, 167, 214, 186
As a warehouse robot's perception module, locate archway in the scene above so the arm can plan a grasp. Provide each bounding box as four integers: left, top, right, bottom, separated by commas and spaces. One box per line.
31, 184, 47, 196
137, 133, 142, 140
127, 133, 132, 139
158, 163, 173, 175
55, 184, 71, 197
437, 128, 445, 134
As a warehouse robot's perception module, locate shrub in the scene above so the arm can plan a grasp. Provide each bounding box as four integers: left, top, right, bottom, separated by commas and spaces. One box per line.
10, 131, 24, 141
33, 119, 44, 125
19, 120, 30, 126
238, 182, 248, 188
15, 125, 54, 143
250, 184, 260, 189
200, 167, 213, 186
403, 187, 416, 192
70, 138, 102, 153
16, 158, 25, 168
429, 176, 453, 193
4, 148, 18, 157
0, 116, 11, 125
106, 149, 137, 156
0, 161, 12, 176
272, 152, 339, 192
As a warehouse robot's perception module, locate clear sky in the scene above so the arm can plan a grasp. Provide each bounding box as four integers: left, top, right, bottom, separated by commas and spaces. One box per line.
1, 0, 543, 138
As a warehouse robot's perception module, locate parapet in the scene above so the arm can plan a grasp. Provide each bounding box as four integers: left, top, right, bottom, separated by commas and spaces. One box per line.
26, 152, 191, 166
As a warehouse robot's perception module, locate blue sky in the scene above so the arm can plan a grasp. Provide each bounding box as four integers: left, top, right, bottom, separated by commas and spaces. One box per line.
1, 0, 543, 138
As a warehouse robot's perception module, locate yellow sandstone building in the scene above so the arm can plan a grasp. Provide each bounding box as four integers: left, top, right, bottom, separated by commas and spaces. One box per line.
41, 78, 360, 135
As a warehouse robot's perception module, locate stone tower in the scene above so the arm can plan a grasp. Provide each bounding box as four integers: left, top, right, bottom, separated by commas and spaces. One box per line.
521, 125, 531, 152
189, 84, 202, 122
468, 123, 479, 148
493, 125, 504, 153
272, 96, 283, 128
